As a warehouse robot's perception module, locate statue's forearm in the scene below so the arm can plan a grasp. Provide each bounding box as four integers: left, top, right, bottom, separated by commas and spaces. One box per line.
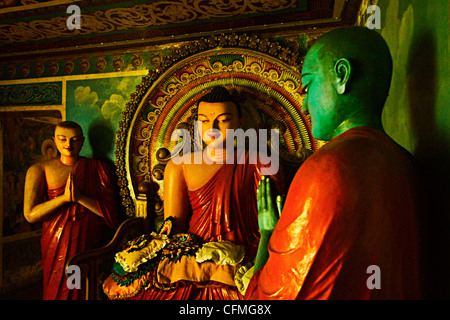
77, 194, 103, 218
24, 195, 67, 224
253, 230, 273, 274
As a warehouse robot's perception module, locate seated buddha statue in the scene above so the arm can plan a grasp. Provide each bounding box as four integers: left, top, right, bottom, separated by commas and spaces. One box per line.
103, 86, 285, 300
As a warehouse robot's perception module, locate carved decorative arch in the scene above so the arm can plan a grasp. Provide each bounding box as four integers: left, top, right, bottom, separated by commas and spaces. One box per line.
115, 33, 321, 217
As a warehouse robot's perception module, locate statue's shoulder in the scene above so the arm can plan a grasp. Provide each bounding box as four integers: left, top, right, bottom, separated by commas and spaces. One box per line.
26, 158, 57, 180
169, 151, 201, 168
28, 158, 55, 171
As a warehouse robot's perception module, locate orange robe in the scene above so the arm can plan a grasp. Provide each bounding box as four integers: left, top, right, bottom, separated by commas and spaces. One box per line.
114, 150, 285, 300
41, 157, 120, 300
245, 127, 421, 300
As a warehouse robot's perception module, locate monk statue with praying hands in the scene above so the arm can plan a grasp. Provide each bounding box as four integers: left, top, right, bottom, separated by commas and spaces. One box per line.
24, 120, 120, 300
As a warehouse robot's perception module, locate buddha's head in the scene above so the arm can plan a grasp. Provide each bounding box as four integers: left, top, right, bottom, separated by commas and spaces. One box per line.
196, 86, 243, 148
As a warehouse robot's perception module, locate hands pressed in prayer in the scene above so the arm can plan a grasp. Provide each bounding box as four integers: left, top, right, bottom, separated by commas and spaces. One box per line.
64, 172, 80, 203
63, 171, 103, 218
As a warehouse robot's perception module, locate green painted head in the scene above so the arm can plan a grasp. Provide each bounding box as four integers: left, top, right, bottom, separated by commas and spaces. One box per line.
301, 26, 393, 141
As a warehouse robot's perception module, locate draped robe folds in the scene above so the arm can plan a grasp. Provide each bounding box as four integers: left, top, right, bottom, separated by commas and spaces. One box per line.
245, 127, 422, 300
126, 150, 285, 300
41, 157, 120, 300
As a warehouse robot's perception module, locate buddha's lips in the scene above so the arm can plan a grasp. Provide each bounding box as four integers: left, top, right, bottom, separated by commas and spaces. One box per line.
206, 132, 220, 140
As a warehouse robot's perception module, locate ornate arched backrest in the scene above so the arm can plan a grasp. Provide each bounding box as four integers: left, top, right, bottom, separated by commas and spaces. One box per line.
115, 33, 322, 223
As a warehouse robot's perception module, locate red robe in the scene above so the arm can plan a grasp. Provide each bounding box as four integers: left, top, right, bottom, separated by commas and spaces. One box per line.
41, 157, 120, 300
245, 127, 422, 300
129, 150, 285, 300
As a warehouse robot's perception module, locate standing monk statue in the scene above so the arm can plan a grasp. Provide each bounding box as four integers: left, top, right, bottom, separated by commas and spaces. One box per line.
24, 120, 120, 299
245, 26, 422, 299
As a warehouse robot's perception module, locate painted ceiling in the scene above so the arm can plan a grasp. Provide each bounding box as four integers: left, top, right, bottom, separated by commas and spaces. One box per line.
0, 0, 363, 64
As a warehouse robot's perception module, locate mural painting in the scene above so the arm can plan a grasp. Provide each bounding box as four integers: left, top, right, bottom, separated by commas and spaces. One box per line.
66, 75, 145, 163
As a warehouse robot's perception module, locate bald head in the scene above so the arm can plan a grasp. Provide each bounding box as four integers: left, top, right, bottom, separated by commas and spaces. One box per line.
309, 26, 393, 107
301, 27, 393, 140
55, 121, 83, 136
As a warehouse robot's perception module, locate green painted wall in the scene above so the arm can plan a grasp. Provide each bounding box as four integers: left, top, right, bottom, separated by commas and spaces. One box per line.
66, 75, 144, 162
377, 0, 450, 298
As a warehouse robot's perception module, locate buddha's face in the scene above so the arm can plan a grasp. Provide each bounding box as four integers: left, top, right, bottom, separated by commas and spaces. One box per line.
53, 126, 84, 158
197, 101, 242, 148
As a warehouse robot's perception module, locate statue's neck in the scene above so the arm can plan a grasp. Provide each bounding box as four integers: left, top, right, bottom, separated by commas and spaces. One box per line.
204, 145, 236, 163
332, 109, 383, 139
59, 155, 79, 166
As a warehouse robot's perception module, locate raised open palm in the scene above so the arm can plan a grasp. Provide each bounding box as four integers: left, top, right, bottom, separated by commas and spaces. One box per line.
257, 176, 284, 233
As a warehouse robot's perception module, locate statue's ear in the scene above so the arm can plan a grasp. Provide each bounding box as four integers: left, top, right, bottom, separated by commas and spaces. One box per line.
334, 58, 351, 95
